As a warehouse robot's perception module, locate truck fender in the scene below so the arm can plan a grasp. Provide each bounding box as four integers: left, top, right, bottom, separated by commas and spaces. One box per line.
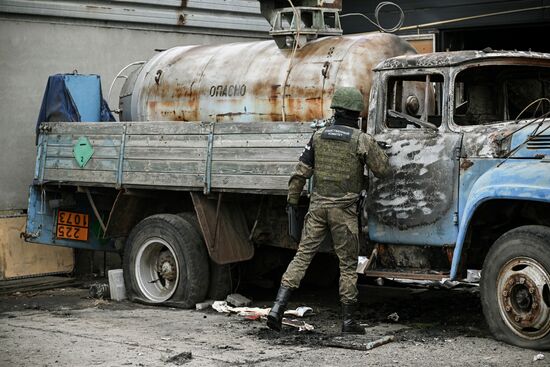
451, 161, 550, 279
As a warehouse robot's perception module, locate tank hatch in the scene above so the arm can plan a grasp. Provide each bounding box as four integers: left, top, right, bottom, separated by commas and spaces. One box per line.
258, 0, 343, 49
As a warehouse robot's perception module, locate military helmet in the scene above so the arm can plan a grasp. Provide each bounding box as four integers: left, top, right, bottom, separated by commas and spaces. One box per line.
330, 87, 365, 112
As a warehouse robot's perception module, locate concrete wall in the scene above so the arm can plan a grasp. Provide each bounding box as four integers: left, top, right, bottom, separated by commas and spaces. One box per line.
0, 17, 263, 210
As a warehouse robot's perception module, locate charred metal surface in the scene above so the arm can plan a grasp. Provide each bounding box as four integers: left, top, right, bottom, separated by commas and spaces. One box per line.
121, 33, 416, 123
364, 270, 448, 281
368, 130, 460, 232
374, 244, 452, 270
460, 159, 474, 170
377, 50, 550, 71
460, 125, 514, 158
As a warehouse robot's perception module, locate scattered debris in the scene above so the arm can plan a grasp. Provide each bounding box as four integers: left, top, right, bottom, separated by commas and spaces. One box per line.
108, 269, 127, 301
195, 300, 214, 310
533, 353, 545, 362
284, 306, 313, 317
0, 276, 81, 296
387, 312, 399, 322
466, 269, 481, 283
165, 352, 192, 365
212, 301, 269, 317
89, 283, 110, 299
211, 301, 315, 331
282, 318, 314, 332
226, 293, 252, 307
320, 335, 395, 351
356, 256, 369, 273
212, 301, 312, 319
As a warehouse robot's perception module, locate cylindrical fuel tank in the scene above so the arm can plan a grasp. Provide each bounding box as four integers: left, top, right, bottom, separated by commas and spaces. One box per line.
119, 32, 417, 123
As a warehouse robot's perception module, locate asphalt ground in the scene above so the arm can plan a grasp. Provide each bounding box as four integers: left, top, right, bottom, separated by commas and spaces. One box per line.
0, 280, 544, 366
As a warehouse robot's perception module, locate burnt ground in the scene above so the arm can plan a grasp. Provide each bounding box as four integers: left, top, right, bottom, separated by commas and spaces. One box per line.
244, 279, 487, 348
0, 278, 542, 366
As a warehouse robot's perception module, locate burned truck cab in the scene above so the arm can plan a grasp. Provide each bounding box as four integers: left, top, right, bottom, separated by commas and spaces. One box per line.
365, 50, 550, 349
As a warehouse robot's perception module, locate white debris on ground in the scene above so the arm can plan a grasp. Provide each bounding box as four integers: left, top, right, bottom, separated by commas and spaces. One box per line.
387, 312, 399, 322
211, 301, 315, 331
211, 301, 312, 318
533, 353, 545, 362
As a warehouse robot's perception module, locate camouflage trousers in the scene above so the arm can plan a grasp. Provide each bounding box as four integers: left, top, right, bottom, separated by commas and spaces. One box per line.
281, 205, 359, 304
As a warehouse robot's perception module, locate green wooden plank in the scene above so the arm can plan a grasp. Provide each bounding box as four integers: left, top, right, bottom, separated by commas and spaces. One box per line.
47, 134, 122, 147
123, 159, 205, 174
46, 146, 120, 159
124, 146, 207, 160
46, 122, 124, 135
214, 122, 314, 134
122, 172, 204, 187
45, 157, 118, 171
211, 147, 303, 161
125, 121, 211, 135
211, 174, 289, 190
43, 168, 117, 184
125, 134, 208, 148
211, 161, 295, 175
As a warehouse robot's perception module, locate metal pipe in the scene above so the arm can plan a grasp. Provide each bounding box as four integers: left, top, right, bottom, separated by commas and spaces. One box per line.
400, 6, 550, 31
85, 188, 107, 233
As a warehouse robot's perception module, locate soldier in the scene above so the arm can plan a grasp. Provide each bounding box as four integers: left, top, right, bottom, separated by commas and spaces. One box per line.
266, 87, 391, 334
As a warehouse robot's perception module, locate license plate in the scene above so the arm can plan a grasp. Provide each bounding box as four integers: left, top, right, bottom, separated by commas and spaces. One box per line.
56, 211, 89, 241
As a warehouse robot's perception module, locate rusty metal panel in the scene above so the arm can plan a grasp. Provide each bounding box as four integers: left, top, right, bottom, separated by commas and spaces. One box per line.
190, 192, 254, 264
399, 34, 435, 54
124, 32, 417, 123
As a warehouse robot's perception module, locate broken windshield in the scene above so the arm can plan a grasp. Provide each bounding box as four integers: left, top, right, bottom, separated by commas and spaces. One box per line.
453, 65, 550, 126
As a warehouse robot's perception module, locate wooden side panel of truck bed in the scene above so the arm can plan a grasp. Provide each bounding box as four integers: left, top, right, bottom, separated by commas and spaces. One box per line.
36, 121, 313, 194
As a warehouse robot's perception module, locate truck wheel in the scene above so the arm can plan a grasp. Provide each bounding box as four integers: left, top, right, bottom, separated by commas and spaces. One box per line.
177, 212, 233, 300
123, 214, 209, 307
480, 225, 550, 349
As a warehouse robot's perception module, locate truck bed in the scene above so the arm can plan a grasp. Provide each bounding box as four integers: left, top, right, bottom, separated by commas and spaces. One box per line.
35, 121, 313, 195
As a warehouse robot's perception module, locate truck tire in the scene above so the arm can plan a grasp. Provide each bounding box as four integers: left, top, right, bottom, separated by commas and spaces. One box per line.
480, 225, 550, 350
123, 214, 209, 307
176, 212, 233, 300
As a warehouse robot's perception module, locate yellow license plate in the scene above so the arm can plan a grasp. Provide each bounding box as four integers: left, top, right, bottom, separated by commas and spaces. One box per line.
56, 211, 89, 241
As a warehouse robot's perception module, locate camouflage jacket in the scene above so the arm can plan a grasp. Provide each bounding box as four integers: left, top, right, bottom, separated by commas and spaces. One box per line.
288, 122, 390, 209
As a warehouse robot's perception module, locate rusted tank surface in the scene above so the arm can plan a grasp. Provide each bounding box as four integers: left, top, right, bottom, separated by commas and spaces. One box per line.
119, 32, 417, 123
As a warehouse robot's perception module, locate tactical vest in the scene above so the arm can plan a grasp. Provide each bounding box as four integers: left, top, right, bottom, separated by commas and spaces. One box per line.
312, 125, 364, 197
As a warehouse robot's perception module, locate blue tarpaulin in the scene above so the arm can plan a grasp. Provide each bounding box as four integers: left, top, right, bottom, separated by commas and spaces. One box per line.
36, 73, 116, 143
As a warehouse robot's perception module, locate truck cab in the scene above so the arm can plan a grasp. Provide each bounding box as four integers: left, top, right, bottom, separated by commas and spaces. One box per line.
365, 50, 550, 349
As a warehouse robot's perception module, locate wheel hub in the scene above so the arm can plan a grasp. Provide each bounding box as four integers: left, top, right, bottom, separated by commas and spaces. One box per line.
157, 251, 177, 282
134, 237, 180, 303
498, 257, 550, 339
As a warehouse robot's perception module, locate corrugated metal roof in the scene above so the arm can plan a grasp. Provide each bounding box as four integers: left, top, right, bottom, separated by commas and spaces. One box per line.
0, 0, 270, 35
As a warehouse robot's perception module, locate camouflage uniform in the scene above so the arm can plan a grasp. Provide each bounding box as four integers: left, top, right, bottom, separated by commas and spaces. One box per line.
281, 122, 390, 304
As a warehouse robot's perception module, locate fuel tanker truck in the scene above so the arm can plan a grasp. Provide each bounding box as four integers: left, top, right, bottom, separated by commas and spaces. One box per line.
25, 9, 550, 349
118, 31, 420, 124
28, 30, 422, 301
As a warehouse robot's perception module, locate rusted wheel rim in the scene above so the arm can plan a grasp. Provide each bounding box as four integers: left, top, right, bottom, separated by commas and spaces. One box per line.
497, 257, 550, 340
135, 237, 180, 302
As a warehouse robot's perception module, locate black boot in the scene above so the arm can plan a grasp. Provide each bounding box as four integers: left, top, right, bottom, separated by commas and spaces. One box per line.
266, 286, 292, 331
341, 302, 365, 334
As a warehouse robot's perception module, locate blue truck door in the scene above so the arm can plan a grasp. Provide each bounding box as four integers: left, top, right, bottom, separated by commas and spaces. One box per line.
366, 72, 462, 246
367, 128, 462, 245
